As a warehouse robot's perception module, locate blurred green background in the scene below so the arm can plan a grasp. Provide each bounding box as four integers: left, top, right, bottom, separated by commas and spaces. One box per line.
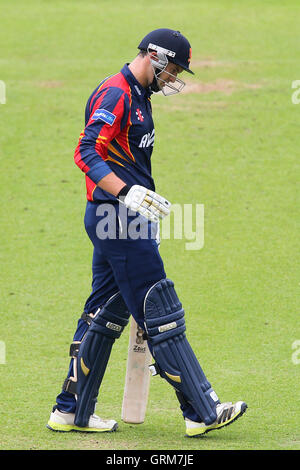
0, 0, 299, 450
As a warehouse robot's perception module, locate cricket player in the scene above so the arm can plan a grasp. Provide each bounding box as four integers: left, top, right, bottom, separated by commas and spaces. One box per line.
47, 28, 247, 437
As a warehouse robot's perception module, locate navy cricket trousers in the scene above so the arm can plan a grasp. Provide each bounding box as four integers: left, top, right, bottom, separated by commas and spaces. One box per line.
55, 201, 200, 422
83, 200, 166, 326
56, 200, 166, 412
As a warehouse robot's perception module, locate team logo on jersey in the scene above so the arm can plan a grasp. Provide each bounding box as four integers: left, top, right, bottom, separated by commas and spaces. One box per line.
136, 108, 144, 122
92, 108, 116, 126
138, 129, 155, 148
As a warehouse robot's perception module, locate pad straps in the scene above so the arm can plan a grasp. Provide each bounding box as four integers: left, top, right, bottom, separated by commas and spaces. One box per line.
62, 312, 96, 395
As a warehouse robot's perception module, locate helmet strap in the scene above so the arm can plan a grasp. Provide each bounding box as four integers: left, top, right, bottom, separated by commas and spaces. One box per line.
150, 68, 162, 93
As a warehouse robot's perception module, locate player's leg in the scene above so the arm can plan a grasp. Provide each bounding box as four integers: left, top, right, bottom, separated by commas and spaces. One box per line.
47, 203, 130, 432
48, 267, 125, 432
52, 246, 118, 407
143, 278, 247, 435
48, 292, 130, 432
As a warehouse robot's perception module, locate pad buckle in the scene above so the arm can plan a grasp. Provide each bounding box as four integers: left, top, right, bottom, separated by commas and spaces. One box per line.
62, 377, 77, 395
81, 312, 96, 326
149, 363, 160, 376
69, 341, 81, 357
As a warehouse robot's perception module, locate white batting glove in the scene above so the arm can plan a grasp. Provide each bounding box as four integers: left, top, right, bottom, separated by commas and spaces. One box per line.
118, 185, 171, 223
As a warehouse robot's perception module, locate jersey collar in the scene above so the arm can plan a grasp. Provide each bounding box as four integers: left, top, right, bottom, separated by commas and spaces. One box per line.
121, 64, 152, 100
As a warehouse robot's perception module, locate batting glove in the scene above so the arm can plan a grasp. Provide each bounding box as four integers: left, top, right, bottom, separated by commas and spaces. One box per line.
117, 185, 171, 223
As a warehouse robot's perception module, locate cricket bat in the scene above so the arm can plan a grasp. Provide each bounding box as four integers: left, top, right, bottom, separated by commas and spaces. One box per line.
121, 317, 152, 424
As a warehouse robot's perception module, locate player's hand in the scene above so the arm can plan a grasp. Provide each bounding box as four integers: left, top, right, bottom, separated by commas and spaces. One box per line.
118, 185, 171, 223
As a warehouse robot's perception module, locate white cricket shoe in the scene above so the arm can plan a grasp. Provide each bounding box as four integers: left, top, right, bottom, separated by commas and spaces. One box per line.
47, 408, 118, 433
185, 401, 247, 437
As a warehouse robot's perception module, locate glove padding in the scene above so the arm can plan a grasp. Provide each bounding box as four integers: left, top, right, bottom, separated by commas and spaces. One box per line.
120, 185, 171, 223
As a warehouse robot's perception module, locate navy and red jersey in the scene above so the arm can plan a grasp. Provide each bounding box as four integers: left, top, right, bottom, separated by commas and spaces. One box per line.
74, 64, 155, 202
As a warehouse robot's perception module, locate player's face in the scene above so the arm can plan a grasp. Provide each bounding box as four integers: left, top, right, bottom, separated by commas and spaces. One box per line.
145, 53, 185, 95
157, 63, 183, 89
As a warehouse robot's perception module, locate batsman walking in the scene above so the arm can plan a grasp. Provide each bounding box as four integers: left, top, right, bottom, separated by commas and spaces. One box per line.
47, 28, 247, 437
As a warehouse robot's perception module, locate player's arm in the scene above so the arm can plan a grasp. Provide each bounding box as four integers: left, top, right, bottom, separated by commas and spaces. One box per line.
74, 86, 128, 187
97, 172, 127, 197
74, 90, 129, 197
74, 86, 171, 221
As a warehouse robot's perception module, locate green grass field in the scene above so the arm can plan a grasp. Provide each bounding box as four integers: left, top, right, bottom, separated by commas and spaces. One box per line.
0, 0, 299, 451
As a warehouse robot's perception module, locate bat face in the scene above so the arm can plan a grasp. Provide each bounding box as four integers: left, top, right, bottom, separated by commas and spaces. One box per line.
122, 318, 152, 424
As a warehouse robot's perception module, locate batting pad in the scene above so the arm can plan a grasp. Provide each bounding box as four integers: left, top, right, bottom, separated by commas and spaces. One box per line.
74, 292, 130, 427
144, 278, 219, 425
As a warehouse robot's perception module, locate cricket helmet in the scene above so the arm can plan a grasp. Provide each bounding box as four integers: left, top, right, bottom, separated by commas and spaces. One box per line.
138, 28, 194, 75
